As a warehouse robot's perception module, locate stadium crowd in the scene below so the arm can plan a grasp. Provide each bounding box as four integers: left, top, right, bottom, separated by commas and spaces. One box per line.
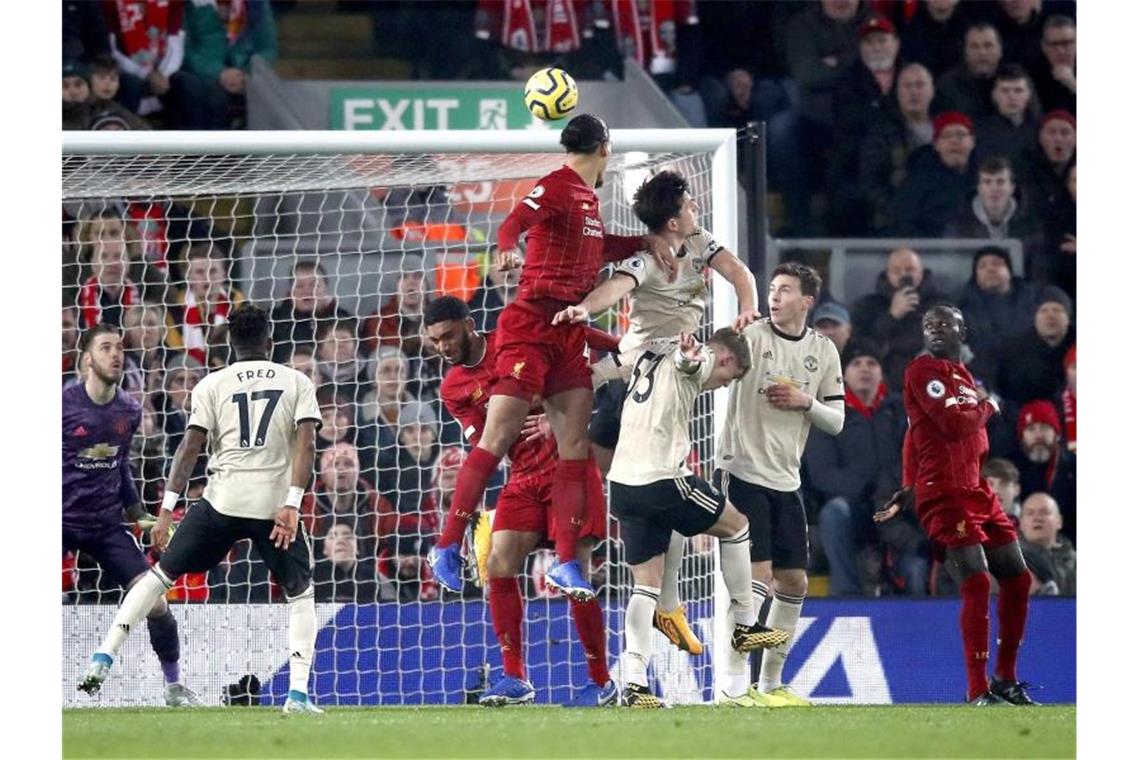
62, 0, 1075, 602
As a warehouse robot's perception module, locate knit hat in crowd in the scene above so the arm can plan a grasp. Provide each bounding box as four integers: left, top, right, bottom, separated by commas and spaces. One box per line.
1036, 285, 1073, 317
859, 14, 897, 39
972, 245, 1013, 281
1018, 400, 1061, 438
63, 59, 90, 80
1042, 109, 1076, 130
90, 111, 131, 131
841, 339, 882, 371
398, 401, 439, 434
933, 111, 974, 141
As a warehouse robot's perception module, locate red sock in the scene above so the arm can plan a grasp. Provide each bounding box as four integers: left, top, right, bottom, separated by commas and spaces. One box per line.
959, 571, 992, 701
570, 597, 609, 686
995, 570, 1031, 682
439, 447, 501, 548
488, 577, 525, 680
552, 458, 588, 562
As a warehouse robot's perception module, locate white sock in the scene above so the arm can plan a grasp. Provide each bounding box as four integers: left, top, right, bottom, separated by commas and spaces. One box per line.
657, 533, 686, 612
624, 585, 659, 687
751, 580, 771, 626
718, 527, 754, 627
97, 569, 170, 658
287, 586, 317, 697
758, 591, 804, 692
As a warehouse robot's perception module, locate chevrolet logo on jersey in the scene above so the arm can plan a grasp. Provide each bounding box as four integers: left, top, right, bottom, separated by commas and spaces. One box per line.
76, 442, 120, 470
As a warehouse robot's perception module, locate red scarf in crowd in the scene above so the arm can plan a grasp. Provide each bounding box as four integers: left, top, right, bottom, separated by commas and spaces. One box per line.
1062, 387, 1076, 452
78, 275, 139, 328
126, 201, 170, 270
182, 289, 233, 365
217, 0, 248, 45
845, 382, 888, 420
611, 0, 698, 67
477, 0, 581, 53
108, 0, 173, 68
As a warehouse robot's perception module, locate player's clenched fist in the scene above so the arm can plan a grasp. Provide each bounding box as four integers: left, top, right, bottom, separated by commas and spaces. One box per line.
552, 304, 590, 325
497, 246, 523, 272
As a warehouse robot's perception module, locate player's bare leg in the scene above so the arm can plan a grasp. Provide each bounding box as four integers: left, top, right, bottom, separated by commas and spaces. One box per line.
750, 561, 810, 707
431, 394, 531, 590
984, 541, 1035, 705
542, 387, 596, 599
481, 530, 543, 707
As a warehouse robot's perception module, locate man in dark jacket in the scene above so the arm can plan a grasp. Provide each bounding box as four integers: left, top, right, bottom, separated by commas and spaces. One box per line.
973, 64, 1041, 167
270, 259, 352, 363
1010, 402, 1077, 546
1018, 492, 1076, 595
900, 0, 970, 79
888, 111, 977, 236
1020, 109, 1075, 216
956, 245, 1038, 357
934, 22, 1003, 120
852, 247, 949, 391
1029, 15, 1076, 114
803, 341, 916, 595
944, 156, 1041, 244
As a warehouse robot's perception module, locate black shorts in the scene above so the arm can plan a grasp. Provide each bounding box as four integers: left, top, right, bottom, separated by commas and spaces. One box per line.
62, 524, 151, 589
611, 475, 725, 566
719, 472, 809, 569
588, 379, 626, 450
158, 498, 314, 598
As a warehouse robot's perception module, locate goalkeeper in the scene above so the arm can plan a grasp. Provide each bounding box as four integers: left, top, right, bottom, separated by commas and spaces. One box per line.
426, 296, 615, 707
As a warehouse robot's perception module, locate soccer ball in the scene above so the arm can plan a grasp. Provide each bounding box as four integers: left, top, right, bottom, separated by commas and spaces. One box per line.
524, 67, 578, 121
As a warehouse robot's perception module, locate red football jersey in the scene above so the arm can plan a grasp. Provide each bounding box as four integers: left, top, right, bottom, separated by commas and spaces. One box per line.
902, 355, 997, 503
439, 330, 557, 479
497, 165, 643, 305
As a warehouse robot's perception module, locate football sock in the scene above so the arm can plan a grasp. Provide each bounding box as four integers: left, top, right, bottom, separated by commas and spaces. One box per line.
439, 446, 501, 548
719, 527, 754, 628
758, 590, 804, 692
959, 571, 992, 700
98, 569, 170, 658
287, 586, 317, 697
751, 580, 771, 626
552, 458, 589, 563
623, 585, 659, 687
488, 577, 526, 680
657, 533, 686, 612
145, 607, 181, 684
995, 570, 1032, 682
570, 597, 610, 686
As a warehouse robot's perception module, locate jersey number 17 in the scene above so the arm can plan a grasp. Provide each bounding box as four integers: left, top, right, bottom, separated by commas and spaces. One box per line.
231, 390, 283, 448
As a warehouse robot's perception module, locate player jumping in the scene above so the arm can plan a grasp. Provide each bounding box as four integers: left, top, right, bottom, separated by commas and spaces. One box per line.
875, 304, 1035, 706
68, 324, 198, 706
609, 330, 789, 708
553, 169, 759, 656
79, 305, 325, 714
429, 113, 676, 601
426, 296, 617, 707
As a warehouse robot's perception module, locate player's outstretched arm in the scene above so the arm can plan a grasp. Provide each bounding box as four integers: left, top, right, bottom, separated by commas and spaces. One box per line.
270, 420, 318, 550
152, 427, 208, 552
873, 487, 914, 524
552, 274, 636, 325
707, 250, 760, 331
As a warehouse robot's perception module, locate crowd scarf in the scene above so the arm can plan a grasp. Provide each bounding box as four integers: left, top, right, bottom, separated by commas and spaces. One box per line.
111, 0, 172, 69
181, 288, 233, 365
845, 382, 889, 420
79, 275, 139, 328
216, 0, 248, 45
476, 0, 581, 52
1062, 386, 1076, 452
126, 202, 170, 270
612, 0, 697, 66
546, 0, 581, 52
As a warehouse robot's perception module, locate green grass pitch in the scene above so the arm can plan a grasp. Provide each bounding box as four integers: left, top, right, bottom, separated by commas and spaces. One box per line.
64, 705, 1075, 758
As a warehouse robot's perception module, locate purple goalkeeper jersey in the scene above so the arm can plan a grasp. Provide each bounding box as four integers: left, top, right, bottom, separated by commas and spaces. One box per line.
62, 383, 142, 531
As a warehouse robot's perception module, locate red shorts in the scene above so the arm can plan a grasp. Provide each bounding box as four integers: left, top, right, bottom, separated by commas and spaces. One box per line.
493, 300, 592, 401
916, 488, 1019, 549
492, 460, 607, 544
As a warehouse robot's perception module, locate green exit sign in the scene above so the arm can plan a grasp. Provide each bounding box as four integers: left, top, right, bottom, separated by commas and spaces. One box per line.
330, 87, 565, 130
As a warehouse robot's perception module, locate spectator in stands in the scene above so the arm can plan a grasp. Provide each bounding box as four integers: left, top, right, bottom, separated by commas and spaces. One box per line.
305, 441, 396, 562
88, 54, 121, 103
172, 244, 245, 367
858, 62, 935, 233
887, 111, 977, 236
994, 0, 1043, 66
392, 402, 443, 602
1037, 160, 1076, 300
315, 386, 357, 457
851, 247, 949, 391
315, 318, 368, 403
978, 286, 1074, 408
944, 156, 1040, 243
62, 305, 81, 383
804, 340, 912, 596
122, 304, 172, 393
1030, 15, 1076, 113
468, 251, 519, 332
1061, 345, 1076, 453
285, 344, 322, 387
179, 0, 277, 129
828, 14, 902, 234
102, 0, 186, 119
76, 210, 141, 329
270, 259, 352, 363
312, 523, 390, 603
62, 57, 150, 132
900, 0, 970, 79
355, 347, 412, 497
64, 0, 111, 65
974, 64, 1040, 165
1019, 492, 1076, 595
62, 60, 91, 104
812, 301, 853, 355
361, 271, 428, 358
983, 457, 1023, 522
1010, 401, 1077, 546
955, 245, 1038, 358
1020, 109, 1075, 215
934, 22, 1002, 120
160, 353, 205, 459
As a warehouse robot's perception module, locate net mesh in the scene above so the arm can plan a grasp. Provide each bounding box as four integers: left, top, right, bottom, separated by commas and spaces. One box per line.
61, 144, 721, 707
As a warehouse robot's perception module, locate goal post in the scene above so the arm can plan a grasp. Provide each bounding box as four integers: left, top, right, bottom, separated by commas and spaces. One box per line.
62, 128, 739, 706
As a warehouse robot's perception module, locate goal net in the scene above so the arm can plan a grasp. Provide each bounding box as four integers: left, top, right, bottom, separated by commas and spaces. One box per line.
61, 129, 739, 707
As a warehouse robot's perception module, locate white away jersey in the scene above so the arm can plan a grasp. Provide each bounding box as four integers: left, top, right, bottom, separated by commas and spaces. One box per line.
187, 360, 321, 519
717, 319, 844, 491
609, 344, 715, 486
614, 226, 724, 355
